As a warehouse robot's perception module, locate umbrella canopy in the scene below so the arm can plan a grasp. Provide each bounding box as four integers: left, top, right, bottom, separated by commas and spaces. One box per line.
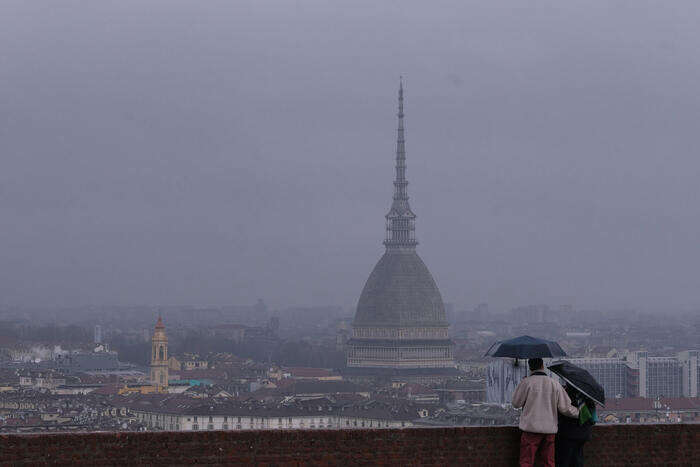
548, 360, 606, 406
484, 335, 567, 359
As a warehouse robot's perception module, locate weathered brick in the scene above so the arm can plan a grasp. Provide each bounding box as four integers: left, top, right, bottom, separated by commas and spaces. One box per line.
0, 425, 696, 465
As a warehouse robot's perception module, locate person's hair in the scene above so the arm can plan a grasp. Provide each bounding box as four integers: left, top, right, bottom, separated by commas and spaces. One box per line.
528, 358, 544, 371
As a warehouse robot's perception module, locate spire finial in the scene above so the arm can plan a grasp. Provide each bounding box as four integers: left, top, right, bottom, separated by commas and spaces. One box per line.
383, 78, 417, 250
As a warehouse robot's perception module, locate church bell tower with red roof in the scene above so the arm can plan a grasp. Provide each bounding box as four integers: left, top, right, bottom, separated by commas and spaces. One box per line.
150, 315, 169, 389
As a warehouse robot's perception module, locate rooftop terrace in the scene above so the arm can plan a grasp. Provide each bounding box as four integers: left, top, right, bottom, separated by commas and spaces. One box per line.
0, 424, 697, 465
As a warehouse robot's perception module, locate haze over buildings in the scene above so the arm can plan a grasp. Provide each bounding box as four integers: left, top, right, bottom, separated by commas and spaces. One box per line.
4, 2, 700, 311
1, 6, 700, 463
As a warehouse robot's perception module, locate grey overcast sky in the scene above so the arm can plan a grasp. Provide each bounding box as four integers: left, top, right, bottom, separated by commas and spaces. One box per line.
2, 1, 700, 312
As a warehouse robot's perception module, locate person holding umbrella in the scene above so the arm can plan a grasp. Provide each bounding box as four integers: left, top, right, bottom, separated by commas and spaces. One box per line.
555, 385, 595, 466
512, 358, 579, 467
548, 361, 606, 467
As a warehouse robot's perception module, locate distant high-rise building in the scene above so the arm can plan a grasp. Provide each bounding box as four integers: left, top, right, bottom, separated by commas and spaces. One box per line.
94, 325, 103, 344
346, 80, 456, 381
150, 316, 168, 388
509, 305, 552, 324
643, 355, 683, 398
267, 315, 280, 334
569, 350, 698, 399
567, 357, 636, 399
679, 350, 699, 398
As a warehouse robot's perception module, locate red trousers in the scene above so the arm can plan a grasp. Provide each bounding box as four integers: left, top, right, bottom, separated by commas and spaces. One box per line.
519, 431, 555, 467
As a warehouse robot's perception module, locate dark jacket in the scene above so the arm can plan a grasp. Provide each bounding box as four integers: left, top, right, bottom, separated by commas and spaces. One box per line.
557, 385, 593, 441
557, 413, 592, 441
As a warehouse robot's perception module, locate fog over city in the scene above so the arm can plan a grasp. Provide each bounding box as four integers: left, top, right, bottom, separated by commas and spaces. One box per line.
3, 1, 700, 312
0, 3, 699, 455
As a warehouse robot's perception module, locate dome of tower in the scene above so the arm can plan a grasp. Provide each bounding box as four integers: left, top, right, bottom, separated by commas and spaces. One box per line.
353, 249, 447, 327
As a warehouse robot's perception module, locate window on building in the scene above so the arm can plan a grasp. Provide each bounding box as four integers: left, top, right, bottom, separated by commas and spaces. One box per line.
192, 424, 199, 430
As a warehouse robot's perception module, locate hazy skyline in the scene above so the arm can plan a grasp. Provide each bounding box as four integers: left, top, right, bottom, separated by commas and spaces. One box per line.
3, 1, 700, 311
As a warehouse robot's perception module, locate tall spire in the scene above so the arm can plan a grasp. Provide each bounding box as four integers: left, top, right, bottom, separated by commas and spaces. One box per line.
384, 77, 417, 250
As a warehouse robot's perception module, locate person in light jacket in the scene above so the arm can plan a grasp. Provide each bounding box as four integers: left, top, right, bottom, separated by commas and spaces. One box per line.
512, 358, 579, 467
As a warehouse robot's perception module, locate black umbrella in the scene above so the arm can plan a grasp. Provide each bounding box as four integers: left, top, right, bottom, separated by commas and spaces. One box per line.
548, 360, 605, 407
484, 335, 567, 359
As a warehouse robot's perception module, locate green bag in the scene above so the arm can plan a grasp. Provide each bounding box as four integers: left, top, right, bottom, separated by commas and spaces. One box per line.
578, 403, 593, 426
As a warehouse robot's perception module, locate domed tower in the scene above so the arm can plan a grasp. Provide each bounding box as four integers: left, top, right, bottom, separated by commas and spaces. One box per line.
150, 315, 168, 388
347, 80, 455, 378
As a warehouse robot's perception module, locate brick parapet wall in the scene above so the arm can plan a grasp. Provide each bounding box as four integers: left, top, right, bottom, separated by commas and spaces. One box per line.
0, 424, 697, 466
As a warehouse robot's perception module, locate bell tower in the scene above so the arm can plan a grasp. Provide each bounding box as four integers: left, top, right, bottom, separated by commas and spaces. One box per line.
150, 315, 169, 389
